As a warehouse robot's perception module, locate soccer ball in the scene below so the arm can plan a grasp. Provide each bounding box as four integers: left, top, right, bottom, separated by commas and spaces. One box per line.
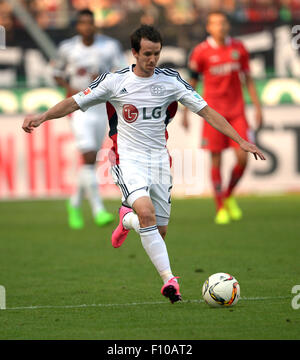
202, 272, 240, 307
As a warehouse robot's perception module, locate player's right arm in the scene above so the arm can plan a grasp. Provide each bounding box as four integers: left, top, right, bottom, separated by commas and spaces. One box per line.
22, 97, 79, 133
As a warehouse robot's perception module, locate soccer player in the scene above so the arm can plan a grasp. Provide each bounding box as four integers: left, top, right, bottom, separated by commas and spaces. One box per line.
52, 9, 127, 229
182, 11, 263, 225
22, 25, 265, 303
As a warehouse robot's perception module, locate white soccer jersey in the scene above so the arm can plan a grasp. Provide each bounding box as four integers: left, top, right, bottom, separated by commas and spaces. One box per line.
53, 34, 127, 91
73, 65, 207, 162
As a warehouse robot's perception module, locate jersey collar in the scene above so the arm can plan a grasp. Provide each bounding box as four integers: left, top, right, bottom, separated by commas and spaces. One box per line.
130, 64, 156, 80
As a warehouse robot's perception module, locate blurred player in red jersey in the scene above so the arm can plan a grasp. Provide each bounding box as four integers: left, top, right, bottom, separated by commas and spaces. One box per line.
182, 11, 263, 224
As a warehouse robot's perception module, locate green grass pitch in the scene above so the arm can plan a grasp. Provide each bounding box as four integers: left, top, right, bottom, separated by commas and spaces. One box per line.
0, 195, 299, 340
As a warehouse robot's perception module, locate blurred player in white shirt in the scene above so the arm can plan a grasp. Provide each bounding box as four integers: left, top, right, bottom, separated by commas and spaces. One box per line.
23, 25, 265, 303
52, 9, 127, 229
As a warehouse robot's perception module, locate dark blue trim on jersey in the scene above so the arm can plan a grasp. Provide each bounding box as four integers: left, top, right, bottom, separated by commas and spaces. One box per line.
89, 72, 109, 89
115, 67, 130, 74
155, 67, 194, 91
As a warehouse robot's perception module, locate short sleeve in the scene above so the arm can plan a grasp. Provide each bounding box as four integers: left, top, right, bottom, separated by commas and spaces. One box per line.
239, 42, 250, 74
179, 89, 207, 114
171, 70, 207, 113
72, 72, 113, 111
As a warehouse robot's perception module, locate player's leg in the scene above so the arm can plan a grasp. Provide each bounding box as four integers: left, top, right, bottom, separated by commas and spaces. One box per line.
157, 225, 167, 239
211, 151, 223, 210
149, 176, 181, 303
133, 196, 173, 282
68, 108, 113, 228
112, 188, 179, 296
211, 152, 230, 225
226, 146, 247, 198
122, 208, 168, 238
81, 151, 114, 227
202, 120, 230, 224
67, 111, 88, 229
133, 195, 180, 303
89, 107, 114, 227
110, 163, 146, 248
121, 193, 176, 286
224, 147, 247, 220
223, 115, 249, 220
111, 162, 180, 303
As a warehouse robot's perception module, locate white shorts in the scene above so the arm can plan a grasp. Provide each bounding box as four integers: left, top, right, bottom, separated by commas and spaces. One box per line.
70, 103, 108, 153
111, 160, 172, 226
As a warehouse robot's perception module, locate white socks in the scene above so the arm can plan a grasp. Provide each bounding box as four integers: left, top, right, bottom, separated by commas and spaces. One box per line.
123, 212, 175, 284
70, 164, 104, 215
139, 225, 174, 284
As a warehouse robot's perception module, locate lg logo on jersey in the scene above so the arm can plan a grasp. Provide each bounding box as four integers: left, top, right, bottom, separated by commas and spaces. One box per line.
123, 104, 162, 123
123, 104, 139, 123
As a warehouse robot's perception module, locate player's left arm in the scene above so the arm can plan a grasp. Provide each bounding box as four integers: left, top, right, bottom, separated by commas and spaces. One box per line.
244, 73, 263, 129
198, 105, 265, 160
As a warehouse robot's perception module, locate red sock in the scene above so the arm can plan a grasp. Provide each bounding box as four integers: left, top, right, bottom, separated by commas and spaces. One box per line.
211, 166, 223, 211
225, 164, 245, 198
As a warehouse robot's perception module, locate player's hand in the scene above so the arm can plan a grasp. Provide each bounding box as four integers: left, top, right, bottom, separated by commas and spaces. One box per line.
240, 140, 266, 160
22, 113, 45, 133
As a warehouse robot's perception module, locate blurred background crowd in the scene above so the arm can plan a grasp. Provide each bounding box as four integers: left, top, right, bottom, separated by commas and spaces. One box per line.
0, 0, 299, 85
1, 0, 300, 31
1, 0, 300, 46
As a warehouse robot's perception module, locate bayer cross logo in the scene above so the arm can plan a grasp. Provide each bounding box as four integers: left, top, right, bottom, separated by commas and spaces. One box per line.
150, 84, 166, 96
122, 104, 139, 123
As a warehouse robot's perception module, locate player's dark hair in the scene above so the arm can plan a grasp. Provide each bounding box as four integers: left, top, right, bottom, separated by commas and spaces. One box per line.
130, 25, 162, 53
76, 9, 94, 23
206, 10, 230, 24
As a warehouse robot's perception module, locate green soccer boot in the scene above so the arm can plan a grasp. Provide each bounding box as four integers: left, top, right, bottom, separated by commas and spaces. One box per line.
66, 201, 84, 229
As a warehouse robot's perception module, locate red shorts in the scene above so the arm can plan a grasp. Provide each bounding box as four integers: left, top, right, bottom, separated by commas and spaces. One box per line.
201, 114, 250, 152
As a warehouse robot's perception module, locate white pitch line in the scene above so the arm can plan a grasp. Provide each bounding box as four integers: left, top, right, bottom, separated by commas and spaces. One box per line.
3, 296, 290, 311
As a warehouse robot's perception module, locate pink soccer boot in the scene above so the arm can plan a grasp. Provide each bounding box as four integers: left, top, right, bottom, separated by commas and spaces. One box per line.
161, 277, 182, 304
111, 206, 133, 248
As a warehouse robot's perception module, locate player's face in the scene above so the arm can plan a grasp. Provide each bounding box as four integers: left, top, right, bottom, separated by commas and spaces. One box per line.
206, 14, 230, 40
132, 38, 162, 77
76, 15, 95, 39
